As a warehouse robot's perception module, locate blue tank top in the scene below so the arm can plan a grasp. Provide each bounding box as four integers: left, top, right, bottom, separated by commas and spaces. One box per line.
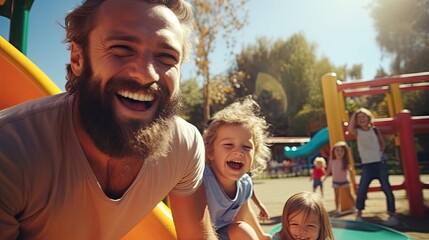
203, 165, 253, 229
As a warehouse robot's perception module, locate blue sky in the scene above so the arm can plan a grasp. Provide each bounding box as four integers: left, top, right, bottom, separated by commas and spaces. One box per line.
0, 0, 389, 91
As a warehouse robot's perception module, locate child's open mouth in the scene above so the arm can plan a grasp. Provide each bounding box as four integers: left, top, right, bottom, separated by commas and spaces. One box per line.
227, 160, 244, 170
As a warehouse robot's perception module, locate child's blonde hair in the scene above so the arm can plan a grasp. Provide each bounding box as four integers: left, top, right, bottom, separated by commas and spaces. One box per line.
354, 107, 374, 128
203, 96, 271, 176
280, 191, 334, 240
313, 157, 326, 168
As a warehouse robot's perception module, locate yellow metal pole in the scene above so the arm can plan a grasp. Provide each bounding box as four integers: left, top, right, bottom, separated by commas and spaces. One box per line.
322, 73, 345, 145
322, 73, 357, 196
385, 93, 395, 118
338, 91, 348, 122
390, 83, 403, 114
390, 83, 402, 145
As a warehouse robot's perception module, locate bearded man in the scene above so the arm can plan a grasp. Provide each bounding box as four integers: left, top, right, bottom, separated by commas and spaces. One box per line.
0, 0, 216, 239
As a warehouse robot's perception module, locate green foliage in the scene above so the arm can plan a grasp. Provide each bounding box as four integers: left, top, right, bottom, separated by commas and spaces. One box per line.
190, 0, 249, 124
228, 34, 360, 136
371, 0, 429, 74
370, 0, 428, 118
403, 90, 429, 116
232, 38, 272, 97
179, 79, 204, 132
289, 104, 326, 136
344, 94, 390, 119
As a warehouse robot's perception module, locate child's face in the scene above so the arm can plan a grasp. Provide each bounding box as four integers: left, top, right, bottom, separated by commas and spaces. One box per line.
315, 161, 323, 168
288, 211, 320, 240
334, 146, 345, 160
356, 112, 370, 128
208, 124, 255, 182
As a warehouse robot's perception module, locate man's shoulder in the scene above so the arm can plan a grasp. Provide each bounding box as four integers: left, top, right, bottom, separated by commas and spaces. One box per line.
172, 116, 201, 138
173, 116, 195, 128
0, 93, 70, 127
169, 117, 204, 158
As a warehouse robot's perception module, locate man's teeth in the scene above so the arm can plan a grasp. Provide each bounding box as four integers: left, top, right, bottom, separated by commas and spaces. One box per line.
117, 90, 154, 101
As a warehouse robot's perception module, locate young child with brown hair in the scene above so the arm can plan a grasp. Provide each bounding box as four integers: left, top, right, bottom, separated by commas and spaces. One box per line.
323, 141, 355, 215
272, 191, 334, 240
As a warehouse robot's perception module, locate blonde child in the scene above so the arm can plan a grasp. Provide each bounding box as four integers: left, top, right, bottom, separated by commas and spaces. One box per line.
323, 141, 355, 214
272, 191, 334, 240
203, 97, 271, 240
349, 107, 398, 226
310, 157, 326, 197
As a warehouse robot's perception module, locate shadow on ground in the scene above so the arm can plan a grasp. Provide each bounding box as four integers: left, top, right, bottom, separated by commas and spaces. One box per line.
357, 213, 429, 235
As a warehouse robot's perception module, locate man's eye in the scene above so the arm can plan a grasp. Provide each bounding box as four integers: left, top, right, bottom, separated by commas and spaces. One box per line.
156, 53, 178, 66
110, 45, 133, 56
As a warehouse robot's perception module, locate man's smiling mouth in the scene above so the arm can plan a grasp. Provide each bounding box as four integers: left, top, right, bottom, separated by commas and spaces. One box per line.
116, 90, 155, 111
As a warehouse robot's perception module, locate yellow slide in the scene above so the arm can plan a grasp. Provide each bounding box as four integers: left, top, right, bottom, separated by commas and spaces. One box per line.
0, 35, 176, 239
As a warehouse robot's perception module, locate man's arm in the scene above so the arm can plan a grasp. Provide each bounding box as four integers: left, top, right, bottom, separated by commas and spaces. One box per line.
169, 184, 217, 239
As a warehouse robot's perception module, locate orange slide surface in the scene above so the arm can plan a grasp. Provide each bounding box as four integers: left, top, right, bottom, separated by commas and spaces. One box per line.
0, 35, 176, 239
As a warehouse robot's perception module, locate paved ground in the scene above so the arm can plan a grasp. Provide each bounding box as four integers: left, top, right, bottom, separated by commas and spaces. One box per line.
250, 174, 429, 240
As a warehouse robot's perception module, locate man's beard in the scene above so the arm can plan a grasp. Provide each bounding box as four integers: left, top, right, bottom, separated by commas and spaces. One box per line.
75, 66, 181, 160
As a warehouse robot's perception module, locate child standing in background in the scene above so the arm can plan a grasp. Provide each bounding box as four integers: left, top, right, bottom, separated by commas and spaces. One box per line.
203, 97, 272, 240
272, 191, 334, 240
323, 141, 355, 215
310, 157, 326, 197
348, 107, 398, 226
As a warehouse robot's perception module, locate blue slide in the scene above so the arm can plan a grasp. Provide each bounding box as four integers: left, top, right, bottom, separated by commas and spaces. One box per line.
283, 128, 329, 159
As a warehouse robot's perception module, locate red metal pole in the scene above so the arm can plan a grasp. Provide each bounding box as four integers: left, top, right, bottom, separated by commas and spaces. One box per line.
396, 110, 425, 218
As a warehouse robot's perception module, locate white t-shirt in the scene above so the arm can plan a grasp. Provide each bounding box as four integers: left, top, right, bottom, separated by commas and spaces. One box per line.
356, 128, 382, 164
0, 93, 205, 239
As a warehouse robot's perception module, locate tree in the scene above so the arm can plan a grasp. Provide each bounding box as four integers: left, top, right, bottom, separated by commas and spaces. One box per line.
371, 0, 429, 154
180, 79, 204, 132
290, 56, 348, 136
231, 37, 273, 97
190, 0, 249, 125
371, 0, 429, 74
229, 34, 362, 136
347, 64, 363, 80
230, 34, 318, 135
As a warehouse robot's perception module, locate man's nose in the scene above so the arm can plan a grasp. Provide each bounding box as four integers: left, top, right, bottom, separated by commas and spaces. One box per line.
129, 55, 160, 85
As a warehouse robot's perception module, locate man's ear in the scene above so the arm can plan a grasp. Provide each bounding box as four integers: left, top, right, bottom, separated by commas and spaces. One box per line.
70, 42, 84, 77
